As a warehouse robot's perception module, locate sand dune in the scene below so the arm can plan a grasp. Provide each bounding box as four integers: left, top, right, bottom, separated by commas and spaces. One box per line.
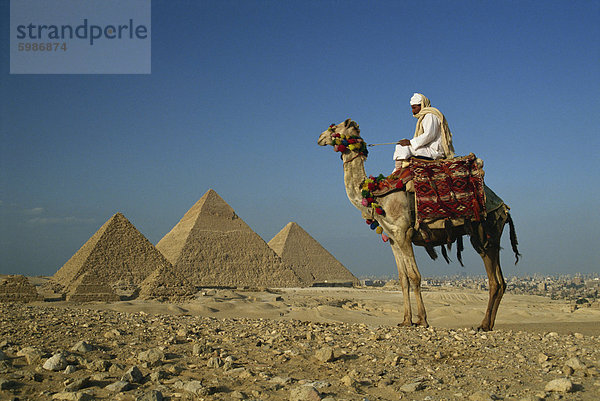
43, 286, 599, 336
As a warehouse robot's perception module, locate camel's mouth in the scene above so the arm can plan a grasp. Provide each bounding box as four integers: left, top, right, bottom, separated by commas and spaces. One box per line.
317, 133, 328, 146
317, 125, 336, 147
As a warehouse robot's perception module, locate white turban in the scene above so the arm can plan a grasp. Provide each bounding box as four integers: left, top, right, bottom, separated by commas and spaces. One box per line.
410, 93, 422, 105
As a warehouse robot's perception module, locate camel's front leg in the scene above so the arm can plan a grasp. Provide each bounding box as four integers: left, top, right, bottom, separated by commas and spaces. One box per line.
411, 272, 429, 328
479, 246, 505, 331
391, 241, 428, 327
390, 243, 413, 326
403, 246, 428, 328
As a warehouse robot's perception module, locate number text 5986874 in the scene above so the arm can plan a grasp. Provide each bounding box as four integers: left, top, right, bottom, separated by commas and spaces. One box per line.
18, 42, 67, 51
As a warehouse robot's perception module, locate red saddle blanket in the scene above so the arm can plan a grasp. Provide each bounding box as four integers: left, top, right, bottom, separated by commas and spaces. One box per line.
410, 153, 486, 226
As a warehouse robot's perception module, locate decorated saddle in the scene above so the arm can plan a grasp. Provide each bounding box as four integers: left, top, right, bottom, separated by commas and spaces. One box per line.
410, 153, 486, 230
361, 153, 490, 243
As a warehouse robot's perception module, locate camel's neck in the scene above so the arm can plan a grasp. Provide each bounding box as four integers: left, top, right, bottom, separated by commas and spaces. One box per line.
342, 155, 368, 209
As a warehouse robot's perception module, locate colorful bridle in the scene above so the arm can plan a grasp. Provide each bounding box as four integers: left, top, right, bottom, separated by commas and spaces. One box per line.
327, 123, 369, 158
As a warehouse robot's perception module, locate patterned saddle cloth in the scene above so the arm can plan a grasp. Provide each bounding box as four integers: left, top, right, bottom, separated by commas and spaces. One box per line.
410, 153, 486, 229
362, 154, 490, 226
363, 154, 507, 260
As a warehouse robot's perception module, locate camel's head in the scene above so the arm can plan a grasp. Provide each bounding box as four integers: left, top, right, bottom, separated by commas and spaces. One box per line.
317, 118, 368, 158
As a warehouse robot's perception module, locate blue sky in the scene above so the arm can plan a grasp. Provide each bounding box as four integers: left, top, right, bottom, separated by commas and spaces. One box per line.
1, 0, 599, 278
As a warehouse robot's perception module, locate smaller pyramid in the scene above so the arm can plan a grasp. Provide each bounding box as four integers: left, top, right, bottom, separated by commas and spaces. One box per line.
66, 272, 120, 302
268, 222, 359, 286
53, 212, 172, 296
0, 275, 43, 303
138, 265, 196, 300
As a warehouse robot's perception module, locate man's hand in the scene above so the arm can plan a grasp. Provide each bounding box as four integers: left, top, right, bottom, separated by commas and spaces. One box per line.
397, 139, 411, 146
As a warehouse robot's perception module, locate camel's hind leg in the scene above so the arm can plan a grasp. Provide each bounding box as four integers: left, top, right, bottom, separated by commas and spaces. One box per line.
479, 245, 506, 331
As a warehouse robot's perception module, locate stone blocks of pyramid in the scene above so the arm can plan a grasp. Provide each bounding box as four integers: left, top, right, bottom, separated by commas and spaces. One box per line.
66, 272, 121, 302
138, 264, 196, 300
53, 212, 174, 298
156, 189, 302, 288
268, 222, 359, 286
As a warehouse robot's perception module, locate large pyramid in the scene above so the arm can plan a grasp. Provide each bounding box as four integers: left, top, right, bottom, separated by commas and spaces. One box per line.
268, 222, 359, 286
53, 212, 172, 295
156, 189, 302, 288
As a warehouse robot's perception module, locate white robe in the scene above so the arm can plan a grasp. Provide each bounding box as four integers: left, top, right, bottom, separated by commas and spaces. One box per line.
393, 113, 445, 160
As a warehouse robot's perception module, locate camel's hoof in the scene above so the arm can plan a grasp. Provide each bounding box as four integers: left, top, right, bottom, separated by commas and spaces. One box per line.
397, 321, 413, 328
416, 321, 429, 328
476, 325, 492, 332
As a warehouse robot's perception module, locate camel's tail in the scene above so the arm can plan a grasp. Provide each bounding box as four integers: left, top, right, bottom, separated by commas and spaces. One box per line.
506, 212, 521, 264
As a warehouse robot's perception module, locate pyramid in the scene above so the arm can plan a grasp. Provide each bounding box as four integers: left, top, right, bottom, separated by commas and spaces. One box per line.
156, 189, 302, 288
53, 212, 173, 295
268, 222, 359, 286
66, 272, 120, 302
0, 275, 43, 302
138, 264, 197, 300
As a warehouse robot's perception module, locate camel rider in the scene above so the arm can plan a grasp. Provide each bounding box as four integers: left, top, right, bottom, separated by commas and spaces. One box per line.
393, 93, 455, 172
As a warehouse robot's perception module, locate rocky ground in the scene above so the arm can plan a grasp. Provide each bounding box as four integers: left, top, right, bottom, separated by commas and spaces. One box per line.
1, 301, 599, 401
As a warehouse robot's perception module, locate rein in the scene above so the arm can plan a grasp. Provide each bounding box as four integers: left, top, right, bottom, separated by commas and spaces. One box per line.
368, 142, 397, 147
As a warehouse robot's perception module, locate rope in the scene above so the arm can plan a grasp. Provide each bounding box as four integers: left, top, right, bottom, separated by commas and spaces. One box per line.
367, 142, 398, 147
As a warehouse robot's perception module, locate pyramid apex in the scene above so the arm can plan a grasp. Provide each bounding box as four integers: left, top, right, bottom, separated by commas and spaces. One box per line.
279, 222, 294, 231
284, 222, 308, 235
195, 189, 236, 218
112, 212, 127, 220
268, 222, 306, 258
201, 188, 221, 199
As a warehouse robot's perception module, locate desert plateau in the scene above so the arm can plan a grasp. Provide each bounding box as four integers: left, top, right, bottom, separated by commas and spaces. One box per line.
1, 278, 599, 401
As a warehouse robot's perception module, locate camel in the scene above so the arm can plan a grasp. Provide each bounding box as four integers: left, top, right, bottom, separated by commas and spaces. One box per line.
317, 119, 520, 331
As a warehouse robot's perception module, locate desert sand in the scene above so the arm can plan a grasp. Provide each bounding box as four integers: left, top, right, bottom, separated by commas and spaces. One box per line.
79, 286, 599, 336
1, 280, 599, 401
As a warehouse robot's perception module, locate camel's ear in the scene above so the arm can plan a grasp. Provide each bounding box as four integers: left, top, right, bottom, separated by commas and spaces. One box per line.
347, 120, 359, 132
344, 118, 351, 127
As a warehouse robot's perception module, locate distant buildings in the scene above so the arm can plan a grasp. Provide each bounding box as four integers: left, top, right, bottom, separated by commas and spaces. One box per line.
360, 273, 600, 308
